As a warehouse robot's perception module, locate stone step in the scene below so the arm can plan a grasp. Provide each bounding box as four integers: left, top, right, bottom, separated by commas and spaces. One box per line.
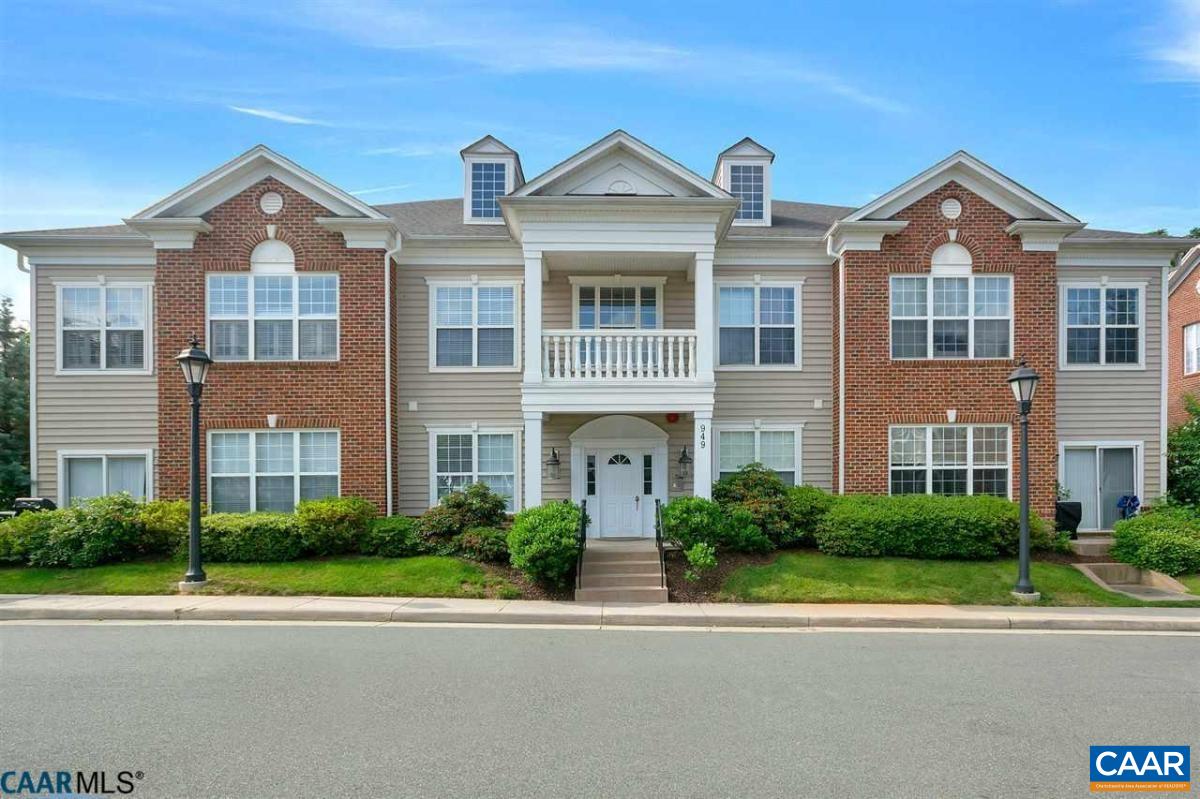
583, 559, 661, 576
574, 586, 669, 603
1070, 536, 1114, 557
581, 549, 659, 564
579, 572, 665, 589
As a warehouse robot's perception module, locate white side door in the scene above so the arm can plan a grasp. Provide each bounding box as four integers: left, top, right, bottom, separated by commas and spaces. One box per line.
598, 450, 643, 537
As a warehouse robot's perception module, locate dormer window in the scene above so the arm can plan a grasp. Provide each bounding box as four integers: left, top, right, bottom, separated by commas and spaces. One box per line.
713, 137, 774, 227
470, 162, 506, 219
730, 164, 765, 221
460, 135, 523, 224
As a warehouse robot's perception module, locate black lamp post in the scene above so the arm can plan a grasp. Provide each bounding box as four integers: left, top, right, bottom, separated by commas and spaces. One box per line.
1007, 359, 1040, 601
176, 337, 212, 590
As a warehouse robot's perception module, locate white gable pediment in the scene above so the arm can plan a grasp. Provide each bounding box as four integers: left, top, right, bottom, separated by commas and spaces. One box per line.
514, 130, 729, 200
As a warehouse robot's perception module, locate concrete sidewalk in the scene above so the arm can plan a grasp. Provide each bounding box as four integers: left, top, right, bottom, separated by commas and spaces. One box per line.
2, 593, 1200, 631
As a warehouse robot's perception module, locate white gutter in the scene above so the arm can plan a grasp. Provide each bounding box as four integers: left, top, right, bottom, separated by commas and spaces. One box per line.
383, 236, 402, 515
16, 250, 36, 496
837, 254, 846, 495
1161, 267, 1169, 498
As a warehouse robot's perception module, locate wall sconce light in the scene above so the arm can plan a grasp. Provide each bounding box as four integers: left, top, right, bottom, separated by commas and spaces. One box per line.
677, 446, 692, 481
544, 448, 561, 480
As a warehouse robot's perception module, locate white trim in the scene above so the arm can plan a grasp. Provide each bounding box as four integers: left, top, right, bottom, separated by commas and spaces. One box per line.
1057, 440, 1145, 532
888, 274, 1014, 361
205, 272, 341, 363
714, 278, 804, 370
712, 422, 805, 485
1161, 268, 1170, 498
206, 429, 341, 513
569, 275, 666, 331
887, 424, 1013, 499
1057, 279, 1147, 370
1184, 323, 1200, 377
54, 280, 154, 375
20, 251, 38, 495
720, 158, 772, 227
837, 254, 846, 495
426, 278, 523, 372
57, 449, 154, 505
462, 155, 515, 225
426, 426, 523, 511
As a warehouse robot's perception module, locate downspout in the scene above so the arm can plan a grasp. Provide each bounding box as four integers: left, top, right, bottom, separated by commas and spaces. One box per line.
383, 235, 402, 515
837, 253, 846, 495
1160, 267, 1169, 497
17, 250, 36, 497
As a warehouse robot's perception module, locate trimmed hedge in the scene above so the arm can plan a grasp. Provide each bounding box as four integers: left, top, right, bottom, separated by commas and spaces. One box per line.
297, 497, 376, 556
360, 516, 424, 558
0, 495, 146, 568
660, 496, 773, 554
196, 513, 303, 563
815, 494, 1054, 560
711, 465, 835, 548
1111, 506, 1200, 576
455, 527, 509, 563
507, 502, 581, 588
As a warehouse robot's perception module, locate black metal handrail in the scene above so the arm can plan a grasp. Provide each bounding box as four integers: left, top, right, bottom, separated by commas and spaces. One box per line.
575, 499, 588, 591
655, 499, 665, 589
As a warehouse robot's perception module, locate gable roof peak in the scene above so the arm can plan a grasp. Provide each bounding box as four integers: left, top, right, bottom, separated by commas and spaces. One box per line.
716, 137, 775, 162
459, 134, 517, 157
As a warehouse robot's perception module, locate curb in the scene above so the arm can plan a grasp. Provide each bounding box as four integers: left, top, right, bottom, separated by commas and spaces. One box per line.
2, 595, 1200, 632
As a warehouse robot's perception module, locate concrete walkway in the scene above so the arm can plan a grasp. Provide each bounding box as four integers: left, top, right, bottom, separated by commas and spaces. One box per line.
2, 593, 1200, 631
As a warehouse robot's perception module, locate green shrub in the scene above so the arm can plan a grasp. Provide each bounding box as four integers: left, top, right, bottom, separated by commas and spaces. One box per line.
455, 526, 509, 563
297, 497, 376, 556
713, 464, 792, 544
137, 500, 192, 556
683, 541, 717, 582
1111, 505, 1200, 576
30, 494, 146, 568
507, 502, 581, 588
360, 516, 425, 558
197, 513, 303, 562
415, 503, 462, 541
1167, 396, 1200, 506
660, 496, 773, 554
0, 510, 66, 565
815, 494, 1052, 560
786, 485, 836, 544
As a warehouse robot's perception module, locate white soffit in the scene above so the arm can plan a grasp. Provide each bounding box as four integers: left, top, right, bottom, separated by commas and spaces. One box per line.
846, 150, 1079, 224
132, 144, 388, 221
513, 130, 731, 200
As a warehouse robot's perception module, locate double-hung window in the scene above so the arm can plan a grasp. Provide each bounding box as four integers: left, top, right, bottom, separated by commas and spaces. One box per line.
889, 425, 1010, 497
430, 429, 518, 511
1186, 323, 1200, 376
208, 430, 340, 513
207, 274, 339, 362
715, 425, 801, 485
889, 275, 1012, 359
717, 282, 801, 367
1062, 283, 1143, 367
59, 284, 150, 371
430, 282, 518, 369
60, 451, 151, 505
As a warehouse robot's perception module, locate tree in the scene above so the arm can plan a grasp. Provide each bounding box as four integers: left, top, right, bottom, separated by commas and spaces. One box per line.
1190, 226, 1200, 238
0, 296, 30, 507
1146, 228, 1169, 236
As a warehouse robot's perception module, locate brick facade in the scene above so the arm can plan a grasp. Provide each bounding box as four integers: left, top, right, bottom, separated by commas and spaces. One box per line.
155, 178, 389, 511
835, 181, 1058, 519
1168, 267, 1200, 427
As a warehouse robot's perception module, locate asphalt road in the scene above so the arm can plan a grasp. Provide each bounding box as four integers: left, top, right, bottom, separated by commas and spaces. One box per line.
1, 623, 1197, 799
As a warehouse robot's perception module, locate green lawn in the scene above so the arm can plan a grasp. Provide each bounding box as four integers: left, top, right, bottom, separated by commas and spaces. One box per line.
719, 552, 1200, 607
0, 556, 522, 599
1179, 573, 1200, 595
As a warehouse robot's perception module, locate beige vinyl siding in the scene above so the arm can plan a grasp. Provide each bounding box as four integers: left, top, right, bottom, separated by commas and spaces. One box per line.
541, 412, 693, 502
1056, 265, 1165, 498
713, 265, 834, 489
34, 265, 158, 503
394, 266, 523, 515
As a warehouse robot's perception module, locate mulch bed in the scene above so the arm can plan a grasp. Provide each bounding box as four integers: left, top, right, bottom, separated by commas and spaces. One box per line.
480, 562, 574, 601
664, 548, 775, 603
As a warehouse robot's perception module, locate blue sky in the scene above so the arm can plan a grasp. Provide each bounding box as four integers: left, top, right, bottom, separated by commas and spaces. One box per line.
1, 0, 1198, 321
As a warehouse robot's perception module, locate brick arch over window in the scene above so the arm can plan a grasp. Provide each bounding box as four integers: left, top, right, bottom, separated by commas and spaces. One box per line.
238, 227, 307, 267
920, 231, 987, 270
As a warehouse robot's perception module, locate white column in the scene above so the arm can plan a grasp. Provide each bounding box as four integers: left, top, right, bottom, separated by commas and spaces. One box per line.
693, 250, 715, 382
523, 251, 543, 384
524, 411, 543, 507
693, 410, 713, 499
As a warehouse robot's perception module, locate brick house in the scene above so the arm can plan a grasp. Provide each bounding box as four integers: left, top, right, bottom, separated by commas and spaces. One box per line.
1168, 246, 1200, 427
3, 131, 1194, 538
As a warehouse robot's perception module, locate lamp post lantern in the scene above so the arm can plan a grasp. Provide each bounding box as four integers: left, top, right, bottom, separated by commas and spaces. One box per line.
1007, 359, 1040, 601
176, 336, 212, 591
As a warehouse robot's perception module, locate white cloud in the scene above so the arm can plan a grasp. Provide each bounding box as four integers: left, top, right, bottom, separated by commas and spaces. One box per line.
228, 105, 328, 125
1146, 0, 1200, 81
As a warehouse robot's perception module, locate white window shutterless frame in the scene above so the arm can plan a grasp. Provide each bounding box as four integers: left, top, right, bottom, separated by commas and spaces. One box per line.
1059, 442, 1142, 531
715, 280, 803, 369
889, 275, 1013, 360
1058, 281, 1146, 369
427, 428, 521, 512
57, 450, 153, 505
55, 282, 153, 374
206, 274, 339, 363
427, 281, 521, 372
1183, 323, 1200, 376
207, 430, 340, 513
713, 424, 803, 485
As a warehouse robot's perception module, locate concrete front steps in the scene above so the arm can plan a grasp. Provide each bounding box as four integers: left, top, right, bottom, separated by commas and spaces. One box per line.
575, 539, 667, 603
1070, 534, 1115, 558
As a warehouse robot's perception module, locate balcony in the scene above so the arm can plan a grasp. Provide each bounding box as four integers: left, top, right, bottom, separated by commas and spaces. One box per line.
542, 329, 697, 381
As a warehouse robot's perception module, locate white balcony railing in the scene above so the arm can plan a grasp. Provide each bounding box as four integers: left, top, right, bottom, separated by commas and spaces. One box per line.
541, 329, 697, 380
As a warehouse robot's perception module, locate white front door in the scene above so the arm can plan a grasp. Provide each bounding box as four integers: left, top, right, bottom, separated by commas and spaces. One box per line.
597, 450, 646, 537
